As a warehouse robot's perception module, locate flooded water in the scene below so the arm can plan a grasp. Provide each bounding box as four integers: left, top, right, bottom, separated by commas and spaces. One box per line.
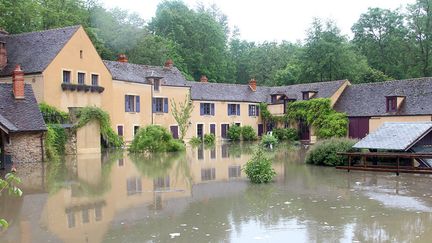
2, 143, 432, 243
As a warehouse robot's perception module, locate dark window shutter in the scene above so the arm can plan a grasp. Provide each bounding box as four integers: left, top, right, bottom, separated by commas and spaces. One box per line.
227, 104, 230, 115
248, 105, 252, 116
256, 105, 260, 116
135, 96, 140, 112
125, 95, 129, 112
164, 98, 169, 113
200, 103, 204, 115
237, 104, 240, 116
152, 98, 156, 113
211, 103, 215, 116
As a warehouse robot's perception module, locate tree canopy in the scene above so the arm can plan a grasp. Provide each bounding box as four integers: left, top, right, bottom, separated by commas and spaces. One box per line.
0, 0, 431, 85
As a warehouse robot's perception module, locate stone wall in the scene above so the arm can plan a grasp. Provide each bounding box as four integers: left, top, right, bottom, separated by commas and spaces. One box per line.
65, 128, 77, 155
4, 132, 44, 163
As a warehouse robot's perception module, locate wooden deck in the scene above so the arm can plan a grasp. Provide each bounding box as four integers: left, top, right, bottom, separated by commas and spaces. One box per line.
336, 152, 432, 175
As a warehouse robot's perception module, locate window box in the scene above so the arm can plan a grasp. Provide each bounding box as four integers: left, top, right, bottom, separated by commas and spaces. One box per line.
76, 84, 85, 91
84, 85, 91, 92
61, 83, 105, 93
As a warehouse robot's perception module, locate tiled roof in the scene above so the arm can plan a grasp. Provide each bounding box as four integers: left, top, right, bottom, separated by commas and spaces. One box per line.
268, 80, 347, 103
0, 84, 46, 132
353, 122, 432, 151
0, 26, 80, 76
334, 77, 432, 117
188, 80, 346, 103
103, 60, 189, 86
187, 81, 270, 103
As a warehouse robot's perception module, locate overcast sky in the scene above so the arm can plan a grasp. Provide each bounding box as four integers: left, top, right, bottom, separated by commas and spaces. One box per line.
101, 0, 416, 43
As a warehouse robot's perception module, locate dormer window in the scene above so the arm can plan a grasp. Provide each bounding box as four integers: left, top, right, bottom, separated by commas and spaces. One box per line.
386, 96, 397, 112
271, 95, 277, 103
302, 92, 309, 100
154, 78, 160, 92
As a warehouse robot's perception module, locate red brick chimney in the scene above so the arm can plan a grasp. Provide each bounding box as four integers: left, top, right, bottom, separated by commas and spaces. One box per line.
13, 65, 25, 99
164, 59, 173, 70
117, 54, 128, 63
249, 78, 257, 92
200, 75, 208, 83
0, 42, 7, 69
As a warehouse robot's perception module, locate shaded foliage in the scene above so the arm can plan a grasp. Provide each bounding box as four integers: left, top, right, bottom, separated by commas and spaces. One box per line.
305, 138, 358, 166
129, 125, 185, 153
243, 146, 276, 183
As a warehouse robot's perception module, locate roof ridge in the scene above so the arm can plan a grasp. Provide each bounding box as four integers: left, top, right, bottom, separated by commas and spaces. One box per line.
351, 77, 432, 87
103, 60, 168, 70
6, 25, 81, 37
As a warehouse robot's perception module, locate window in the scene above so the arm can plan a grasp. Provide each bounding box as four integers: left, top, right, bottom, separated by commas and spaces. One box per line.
125, 95, 140, 112
78, 72, 85, 85
201, 168, 216, 181
63, 70, 71, 83
386, 97, 397, 112
210, 148, 216, 159
197, 124, 204, 138
271, 95, 277, 104
127, 177, 142, 195
67, 211, 75, 228
134, 125, 140, 136
95, 205, 102, 221
82, 209, 89, 224
117, 125, 124, 136
302, 92, 309, 100
154, 176, 170, 190
200, 103, 215, 116
197, 145, 204, 160
222, 144, 229, 158
228, 104, 240, 116
80, 50, 83, 59
249, 105, 260, 116
153, 98, 168, 113
91, 74, 99, 86
228, 165, 241, 179
154, 78, 160, 92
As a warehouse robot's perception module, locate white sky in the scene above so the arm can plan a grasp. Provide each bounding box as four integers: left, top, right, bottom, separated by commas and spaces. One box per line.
101, 0, 416, 43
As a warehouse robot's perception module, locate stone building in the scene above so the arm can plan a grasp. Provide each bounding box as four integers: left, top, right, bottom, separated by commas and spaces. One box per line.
0, 65, 46, 165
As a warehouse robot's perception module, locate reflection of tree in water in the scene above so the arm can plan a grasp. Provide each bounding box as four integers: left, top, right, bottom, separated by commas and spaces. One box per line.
46, 150, 121, 196
129, 151, 193, 188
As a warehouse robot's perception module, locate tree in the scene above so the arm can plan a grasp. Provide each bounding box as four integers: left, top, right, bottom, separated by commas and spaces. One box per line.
407, 0, 432, 77
0, 0, 41, 34
0, 173, 22, 230
352, 7, 409, 79
170, 93, 194, 141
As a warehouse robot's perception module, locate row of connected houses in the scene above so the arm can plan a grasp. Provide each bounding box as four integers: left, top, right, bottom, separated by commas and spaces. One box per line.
1, 25, 432, 162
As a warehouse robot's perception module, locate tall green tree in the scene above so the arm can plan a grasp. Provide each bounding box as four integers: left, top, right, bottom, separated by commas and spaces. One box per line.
0, 0, 41, 33
407, 0, 432, 77
352, 7, 409, 79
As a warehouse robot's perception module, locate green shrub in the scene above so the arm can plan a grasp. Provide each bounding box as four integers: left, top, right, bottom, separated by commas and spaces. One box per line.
241, 126, 257, 141
227, 124, 241, 141
189, 136, 202, 146
305, 138, 358, 166
204, 133, 216, 145
243, 147, 276, 183
129, 125, 185, 152
272, 128, 298, 141
45, 124, 68, 160
261, 134, 278, 147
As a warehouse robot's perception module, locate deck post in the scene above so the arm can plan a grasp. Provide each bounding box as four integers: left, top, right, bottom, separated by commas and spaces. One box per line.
348, 156, 351, 172
396, 156, 400, 176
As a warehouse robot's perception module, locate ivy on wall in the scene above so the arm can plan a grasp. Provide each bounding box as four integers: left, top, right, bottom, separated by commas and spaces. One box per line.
285, 98, 348, 138
259, 98, 348, 139
75, 106, 124, 148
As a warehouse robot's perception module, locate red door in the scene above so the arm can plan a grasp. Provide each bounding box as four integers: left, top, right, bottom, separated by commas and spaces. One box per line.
348, 117, 369, 139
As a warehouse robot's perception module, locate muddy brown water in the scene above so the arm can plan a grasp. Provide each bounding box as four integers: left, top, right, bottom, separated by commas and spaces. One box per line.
1, 143, 432, 243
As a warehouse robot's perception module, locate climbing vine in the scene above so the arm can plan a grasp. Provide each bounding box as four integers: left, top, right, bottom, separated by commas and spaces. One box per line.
39, 103, 69, 124
75, 106, 123, 148
285, 98, 348, 138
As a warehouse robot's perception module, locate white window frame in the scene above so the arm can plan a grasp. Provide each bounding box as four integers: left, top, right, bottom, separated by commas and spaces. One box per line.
77, 71, 86, 85
90, 72, 100, 86
61, 68, 72, 83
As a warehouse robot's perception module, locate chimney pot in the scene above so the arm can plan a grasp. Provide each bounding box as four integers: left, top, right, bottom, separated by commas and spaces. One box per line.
117, 54, 128, 63
13, 65, 25, 99
0, 41, 7, 69
164, 59, 174, 70
200, 75, 208, 83
249, 78, 257, 92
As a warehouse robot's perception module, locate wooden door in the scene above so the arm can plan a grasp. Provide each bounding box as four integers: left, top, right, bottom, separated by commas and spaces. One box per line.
258, 124, 264, 136
221, 124, 229, 139
170, 125, 179, 139
348, 117, 369, 139
197, 124, 204, 139
299, 120, 310, 141
210, 124, 216, 135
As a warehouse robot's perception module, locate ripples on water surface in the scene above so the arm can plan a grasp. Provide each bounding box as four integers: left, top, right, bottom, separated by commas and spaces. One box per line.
1, 143, 432, 243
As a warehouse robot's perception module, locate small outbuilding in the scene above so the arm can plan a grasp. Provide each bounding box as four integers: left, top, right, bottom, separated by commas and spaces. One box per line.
353, 122, 432, 167
0, 65, 46, 165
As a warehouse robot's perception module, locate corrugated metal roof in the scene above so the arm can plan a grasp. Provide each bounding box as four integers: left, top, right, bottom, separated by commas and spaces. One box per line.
353, 122, 432, 151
